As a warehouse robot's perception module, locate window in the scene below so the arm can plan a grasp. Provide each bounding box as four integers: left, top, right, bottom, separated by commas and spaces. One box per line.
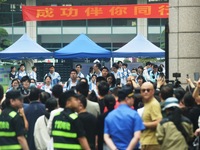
148, 19, 168, 26
13, 13, 25, 26
0, 13, 12, 26
113, 43, 126, 50
37, 21, 62, 27
63, 20, 86, 26
113, 19, 137, 26
0, 0, 25, 12
147, 0, 168, 3
41, 43, 61, 51
88, 19, 111, 26
97, 43, 111, 50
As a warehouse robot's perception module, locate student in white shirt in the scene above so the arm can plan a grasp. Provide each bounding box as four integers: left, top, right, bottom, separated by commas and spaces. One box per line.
29, 66, 37, 81
63, 69, 79, 91
41, 76, 52, 93
34, 98, 58, 150
93, 63, 102, 77
119, 63, 131, 86
76, 64, 84, 78
111, 63, 120, 80
89, 74, 97, 91
143, 62, 152, 81
86, 66, 94, 83
15, 64, 27, 80
44, 66, 61, 87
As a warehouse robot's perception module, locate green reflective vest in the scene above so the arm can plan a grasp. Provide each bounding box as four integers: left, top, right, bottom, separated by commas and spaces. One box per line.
51, 109, 82, 150
0, 108, 22, 150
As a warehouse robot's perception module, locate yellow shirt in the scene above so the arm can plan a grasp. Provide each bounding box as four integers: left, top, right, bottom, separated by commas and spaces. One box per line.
141, 97, 162, 145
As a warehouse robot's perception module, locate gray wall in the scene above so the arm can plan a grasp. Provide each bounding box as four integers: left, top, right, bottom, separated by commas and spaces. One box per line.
169, 0, 200, 83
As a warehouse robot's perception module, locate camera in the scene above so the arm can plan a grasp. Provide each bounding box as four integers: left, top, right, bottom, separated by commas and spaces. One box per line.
173, 73, 181, 78
172, 73, 181, 88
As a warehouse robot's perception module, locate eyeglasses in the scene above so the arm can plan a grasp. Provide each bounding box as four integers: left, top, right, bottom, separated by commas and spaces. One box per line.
141, 89, 152, 93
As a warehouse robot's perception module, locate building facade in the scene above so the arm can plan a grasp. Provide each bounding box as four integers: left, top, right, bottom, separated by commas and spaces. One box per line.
169, 0, 200, 82
0, 0, 167, 52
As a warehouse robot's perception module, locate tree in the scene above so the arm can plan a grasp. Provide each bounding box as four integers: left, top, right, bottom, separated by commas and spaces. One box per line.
159, 30, 165, 50
0, 0, 7, 3
137, 58, 165, 65
123, 58, 131, 63
0, 27, 11, 51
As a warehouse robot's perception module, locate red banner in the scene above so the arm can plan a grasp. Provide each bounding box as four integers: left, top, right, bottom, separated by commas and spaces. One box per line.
22, 3, 168, 21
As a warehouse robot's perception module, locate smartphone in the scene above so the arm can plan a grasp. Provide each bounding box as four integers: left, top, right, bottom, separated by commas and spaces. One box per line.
116, 78, 121, 86
194, 72, 200, 81
186, 74, 189, 79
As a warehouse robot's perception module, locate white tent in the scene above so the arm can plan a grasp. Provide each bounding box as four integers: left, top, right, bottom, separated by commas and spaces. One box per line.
112, 34, 165, 58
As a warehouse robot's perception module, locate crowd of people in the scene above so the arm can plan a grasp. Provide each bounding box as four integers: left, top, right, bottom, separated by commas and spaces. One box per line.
0, 61, 200, 150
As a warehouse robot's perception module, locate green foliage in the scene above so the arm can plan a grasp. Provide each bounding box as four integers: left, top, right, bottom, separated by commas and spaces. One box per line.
137, 58, 165, 65
123, 59, 131, 63
0, 28, 8, 38
0, 27, 11, 51
2, 39, 10, 46
138, 58, 157, 65
159, 29, 165, 50
0, 0, 7, 3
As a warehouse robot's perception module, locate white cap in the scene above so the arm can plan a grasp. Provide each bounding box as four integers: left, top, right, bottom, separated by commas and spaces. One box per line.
162, 97, 179, 111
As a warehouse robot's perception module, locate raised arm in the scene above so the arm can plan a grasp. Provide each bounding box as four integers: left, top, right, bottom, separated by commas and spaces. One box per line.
193, 79, 200, 101
186, 78, 195, 89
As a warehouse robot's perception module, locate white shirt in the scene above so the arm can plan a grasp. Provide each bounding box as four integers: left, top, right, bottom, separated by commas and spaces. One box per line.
95, 70, 102, 77
44, 72, 61, 86
63, 80, 78, 91
34, 115, 50, 150
47, 108, 64, 135
41, 85, 52, 94
118, 68, 131, 85
15, 70, 27, 80
137, 107, 144, 117
29, 71, 37, 81
77, 72, 84, 78
143, 68, 150, 81
89, 82, 96, 91
111, 71, 120, 79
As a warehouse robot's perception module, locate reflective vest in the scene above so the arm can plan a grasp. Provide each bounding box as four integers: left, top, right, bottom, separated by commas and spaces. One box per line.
51, 109, 82, 150
0, 109, 22, 150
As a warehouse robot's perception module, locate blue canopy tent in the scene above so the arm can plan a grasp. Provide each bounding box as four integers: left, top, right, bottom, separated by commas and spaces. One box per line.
112, 34, 165, 58
54, 34, 111, 58
0, 33, 53, 59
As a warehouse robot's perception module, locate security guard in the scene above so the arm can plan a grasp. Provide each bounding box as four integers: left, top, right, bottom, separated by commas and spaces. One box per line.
0, 90, 29, 150
51, 90, 91, 150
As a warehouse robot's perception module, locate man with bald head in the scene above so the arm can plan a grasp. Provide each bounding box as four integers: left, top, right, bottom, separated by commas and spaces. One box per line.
140, 82, 162, 150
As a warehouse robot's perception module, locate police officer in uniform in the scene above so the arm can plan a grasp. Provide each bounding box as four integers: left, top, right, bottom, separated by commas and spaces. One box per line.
0, 90, 29, 150
51, 90, 91, 150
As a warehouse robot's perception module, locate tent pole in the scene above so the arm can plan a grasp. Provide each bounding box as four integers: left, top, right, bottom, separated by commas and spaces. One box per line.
165, 22, 169, 79
111, 18, 114, 66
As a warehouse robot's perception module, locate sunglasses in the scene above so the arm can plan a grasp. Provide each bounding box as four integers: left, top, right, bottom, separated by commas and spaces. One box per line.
141, 89, 152, 93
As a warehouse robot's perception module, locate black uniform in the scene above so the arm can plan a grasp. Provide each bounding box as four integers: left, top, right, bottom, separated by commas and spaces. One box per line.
51, 108, 85, 150
79, 112, 97, 150
0, 107, 25, 150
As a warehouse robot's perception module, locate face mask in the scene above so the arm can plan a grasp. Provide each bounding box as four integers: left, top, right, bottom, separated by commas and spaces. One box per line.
131, 73, 137, 77
30, 83, 36, 88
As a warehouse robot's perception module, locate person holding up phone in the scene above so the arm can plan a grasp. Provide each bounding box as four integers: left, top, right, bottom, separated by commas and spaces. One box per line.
186, 75, 195, 89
